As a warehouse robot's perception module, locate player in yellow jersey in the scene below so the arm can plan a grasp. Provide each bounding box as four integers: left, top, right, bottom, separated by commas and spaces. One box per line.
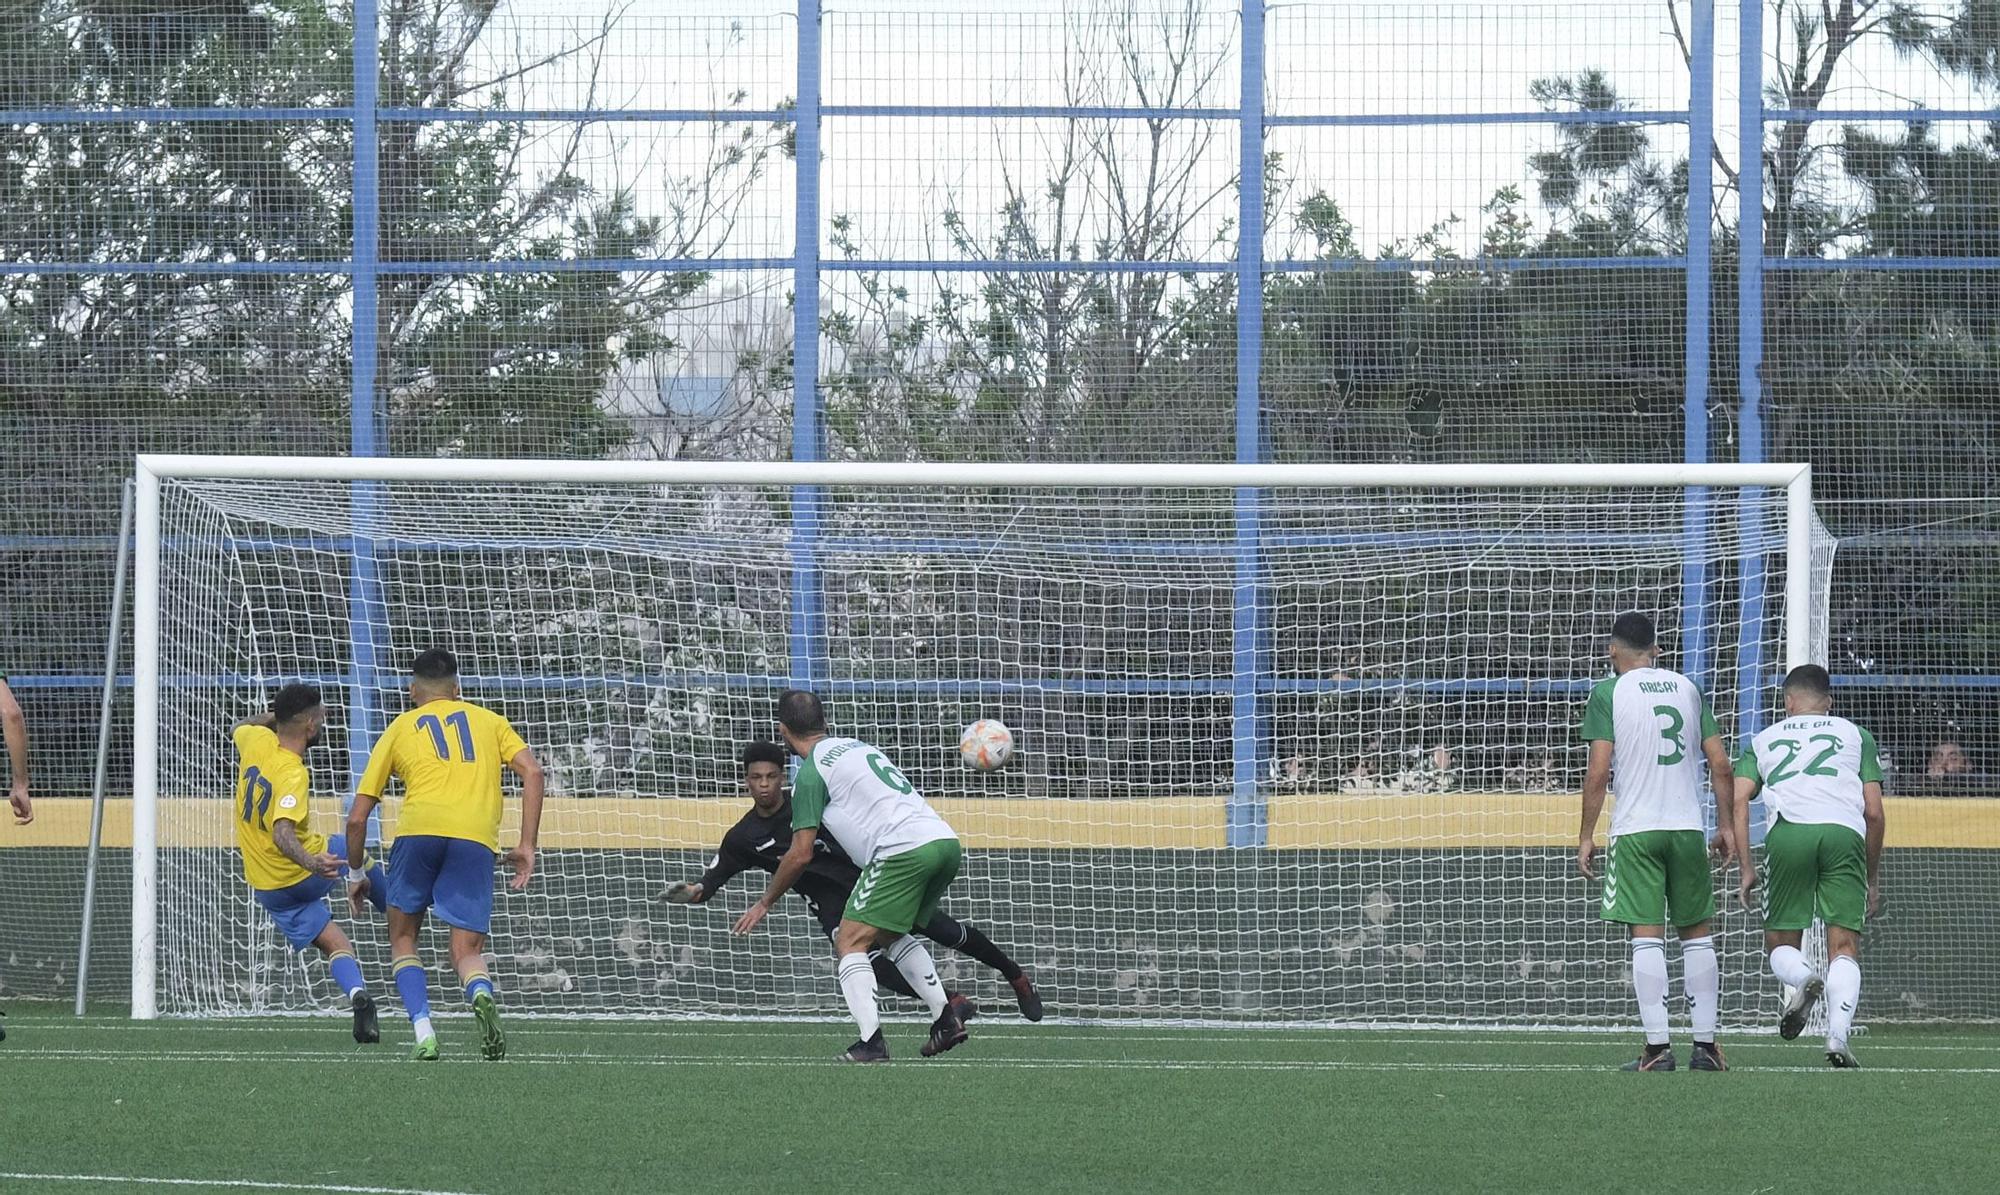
232, 683, 390, 1043
347, 649, 544, 1061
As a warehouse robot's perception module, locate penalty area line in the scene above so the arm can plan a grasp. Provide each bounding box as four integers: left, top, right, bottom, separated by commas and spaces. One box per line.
0, 1174, 486, 1195
13, 1048, 2000, 1075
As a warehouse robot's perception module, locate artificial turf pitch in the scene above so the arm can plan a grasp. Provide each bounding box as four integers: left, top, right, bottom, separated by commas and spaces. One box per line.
1, 1011, 1996, 1193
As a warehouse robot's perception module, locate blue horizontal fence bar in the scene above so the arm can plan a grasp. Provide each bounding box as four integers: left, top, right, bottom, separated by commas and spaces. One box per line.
1, 260, 352, 276
17, 671, 1997, 693
0, 107, 352, 123
828, 258, 1236, 273
822, 104, 1237, 119
2, 106, 795, 124
1266, 255, 1689, 273
3, 106, 1708, 127
1266, 109, 1689, 126
0, 258, 789, 276
4, 255, 1700, 278
0, 673, 1586, 696
380, 258, 790, 275
1764, 255, 2000, 271
1, 530, 1707, 555
1764, 107, 2000, 122
380, 108, 795, 123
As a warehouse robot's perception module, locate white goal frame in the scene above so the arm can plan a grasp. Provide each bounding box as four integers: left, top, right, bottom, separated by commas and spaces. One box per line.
130, 455, 1815, 1019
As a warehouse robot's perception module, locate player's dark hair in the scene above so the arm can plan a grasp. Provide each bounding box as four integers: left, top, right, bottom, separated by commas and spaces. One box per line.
272, 682, 322, 725
740, 741, 788, 769
1610, 612, 1656, 652
1782, 664, 1833, 701
776, 689, 827, 735
411, 648, 459, 681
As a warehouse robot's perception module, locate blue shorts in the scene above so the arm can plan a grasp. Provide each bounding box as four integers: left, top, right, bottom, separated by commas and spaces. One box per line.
253, 834, 388, 951
387, 835, 497, 934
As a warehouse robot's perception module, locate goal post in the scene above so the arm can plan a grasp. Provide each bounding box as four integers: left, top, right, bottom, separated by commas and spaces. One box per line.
131, 455, 1821, 1024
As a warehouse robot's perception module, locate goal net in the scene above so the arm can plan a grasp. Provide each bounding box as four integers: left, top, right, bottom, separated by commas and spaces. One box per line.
135, 458, 1833, 1025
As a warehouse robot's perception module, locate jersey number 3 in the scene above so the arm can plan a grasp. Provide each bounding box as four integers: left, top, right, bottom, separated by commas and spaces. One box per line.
1652, 705, 1687, 766
417, 711, 477, 762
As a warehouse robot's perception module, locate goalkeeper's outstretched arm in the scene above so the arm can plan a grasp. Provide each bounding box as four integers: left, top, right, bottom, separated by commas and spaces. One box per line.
663, 842, 749, 905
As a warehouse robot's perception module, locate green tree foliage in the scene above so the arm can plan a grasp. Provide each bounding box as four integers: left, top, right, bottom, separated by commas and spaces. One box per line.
0, 0, 780, 477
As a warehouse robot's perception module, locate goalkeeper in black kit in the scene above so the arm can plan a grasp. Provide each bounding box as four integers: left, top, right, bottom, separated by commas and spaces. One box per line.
664, 741, 1045, 1020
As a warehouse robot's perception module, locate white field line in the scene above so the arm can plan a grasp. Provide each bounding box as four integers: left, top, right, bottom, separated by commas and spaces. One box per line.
8, 1022, 1993, 1051
0, 1173, 485, 1195
8, 1046, 1999, 1075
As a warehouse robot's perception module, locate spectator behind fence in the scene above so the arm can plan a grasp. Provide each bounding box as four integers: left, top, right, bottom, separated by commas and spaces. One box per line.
1911, 739, 1986, 796
1928, 740, 1971, 780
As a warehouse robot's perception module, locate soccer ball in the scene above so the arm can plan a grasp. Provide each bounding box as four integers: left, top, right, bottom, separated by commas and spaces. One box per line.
959, 719, 1014, 770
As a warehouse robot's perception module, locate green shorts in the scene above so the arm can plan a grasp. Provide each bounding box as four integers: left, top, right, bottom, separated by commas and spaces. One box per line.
1600, 829, 1715, 929
1762, 816, 1867, 933
845, 838, 962, 935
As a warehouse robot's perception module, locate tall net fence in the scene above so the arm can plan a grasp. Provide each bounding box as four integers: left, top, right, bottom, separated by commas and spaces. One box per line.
2, 1, 1997, 1018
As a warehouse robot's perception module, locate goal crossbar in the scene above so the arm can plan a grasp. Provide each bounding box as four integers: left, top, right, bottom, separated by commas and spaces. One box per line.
136, 454, 1809, 489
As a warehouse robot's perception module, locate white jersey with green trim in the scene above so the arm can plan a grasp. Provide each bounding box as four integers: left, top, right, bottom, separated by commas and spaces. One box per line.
1736, 714, 1879, 838
789, 737, 955, 868
1579, 666, 1721, 839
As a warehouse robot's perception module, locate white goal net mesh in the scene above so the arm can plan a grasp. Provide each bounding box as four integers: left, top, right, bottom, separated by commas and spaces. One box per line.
147, 473, 1827, 1025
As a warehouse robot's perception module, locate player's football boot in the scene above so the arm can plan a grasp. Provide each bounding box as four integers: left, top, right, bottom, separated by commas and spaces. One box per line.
472, 990, 506, 1060
919, 1003, 969, 1058
840, 1030, 890, 1063
351, 992, 381, 1044
1618, 1045, 1676, 1071
1009, 973, 1045, 1022
947, 992, 980, 1022
0, 1007, 8, 1043
1689, 1041, 1728, 1071
411, 1035, 440, 1062
1827, 1044, 1861, 1069
1778, 975, 1824, 1041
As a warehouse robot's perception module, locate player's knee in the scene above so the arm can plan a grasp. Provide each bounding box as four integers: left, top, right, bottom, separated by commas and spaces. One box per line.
834, 920, 876, 955
449, 930, 489, 964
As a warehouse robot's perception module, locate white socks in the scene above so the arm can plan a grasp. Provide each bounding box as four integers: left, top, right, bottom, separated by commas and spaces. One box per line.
1680, 935, 1719, 1043
411, 1014, 435, 1043
1826, 955, 1861, 1049
837, 953, 881, 1041
1769, 944, 1815, 988
1631, 937, 1670, 1046
887, 936, 948, 1019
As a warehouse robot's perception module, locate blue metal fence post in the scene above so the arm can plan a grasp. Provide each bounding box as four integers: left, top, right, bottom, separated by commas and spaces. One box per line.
1228, 1, 1268, 848
789, 0, 824, 697
1733, 0, 1772, 809
348, 0, 383, 829
1680, 0, 1715, 698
